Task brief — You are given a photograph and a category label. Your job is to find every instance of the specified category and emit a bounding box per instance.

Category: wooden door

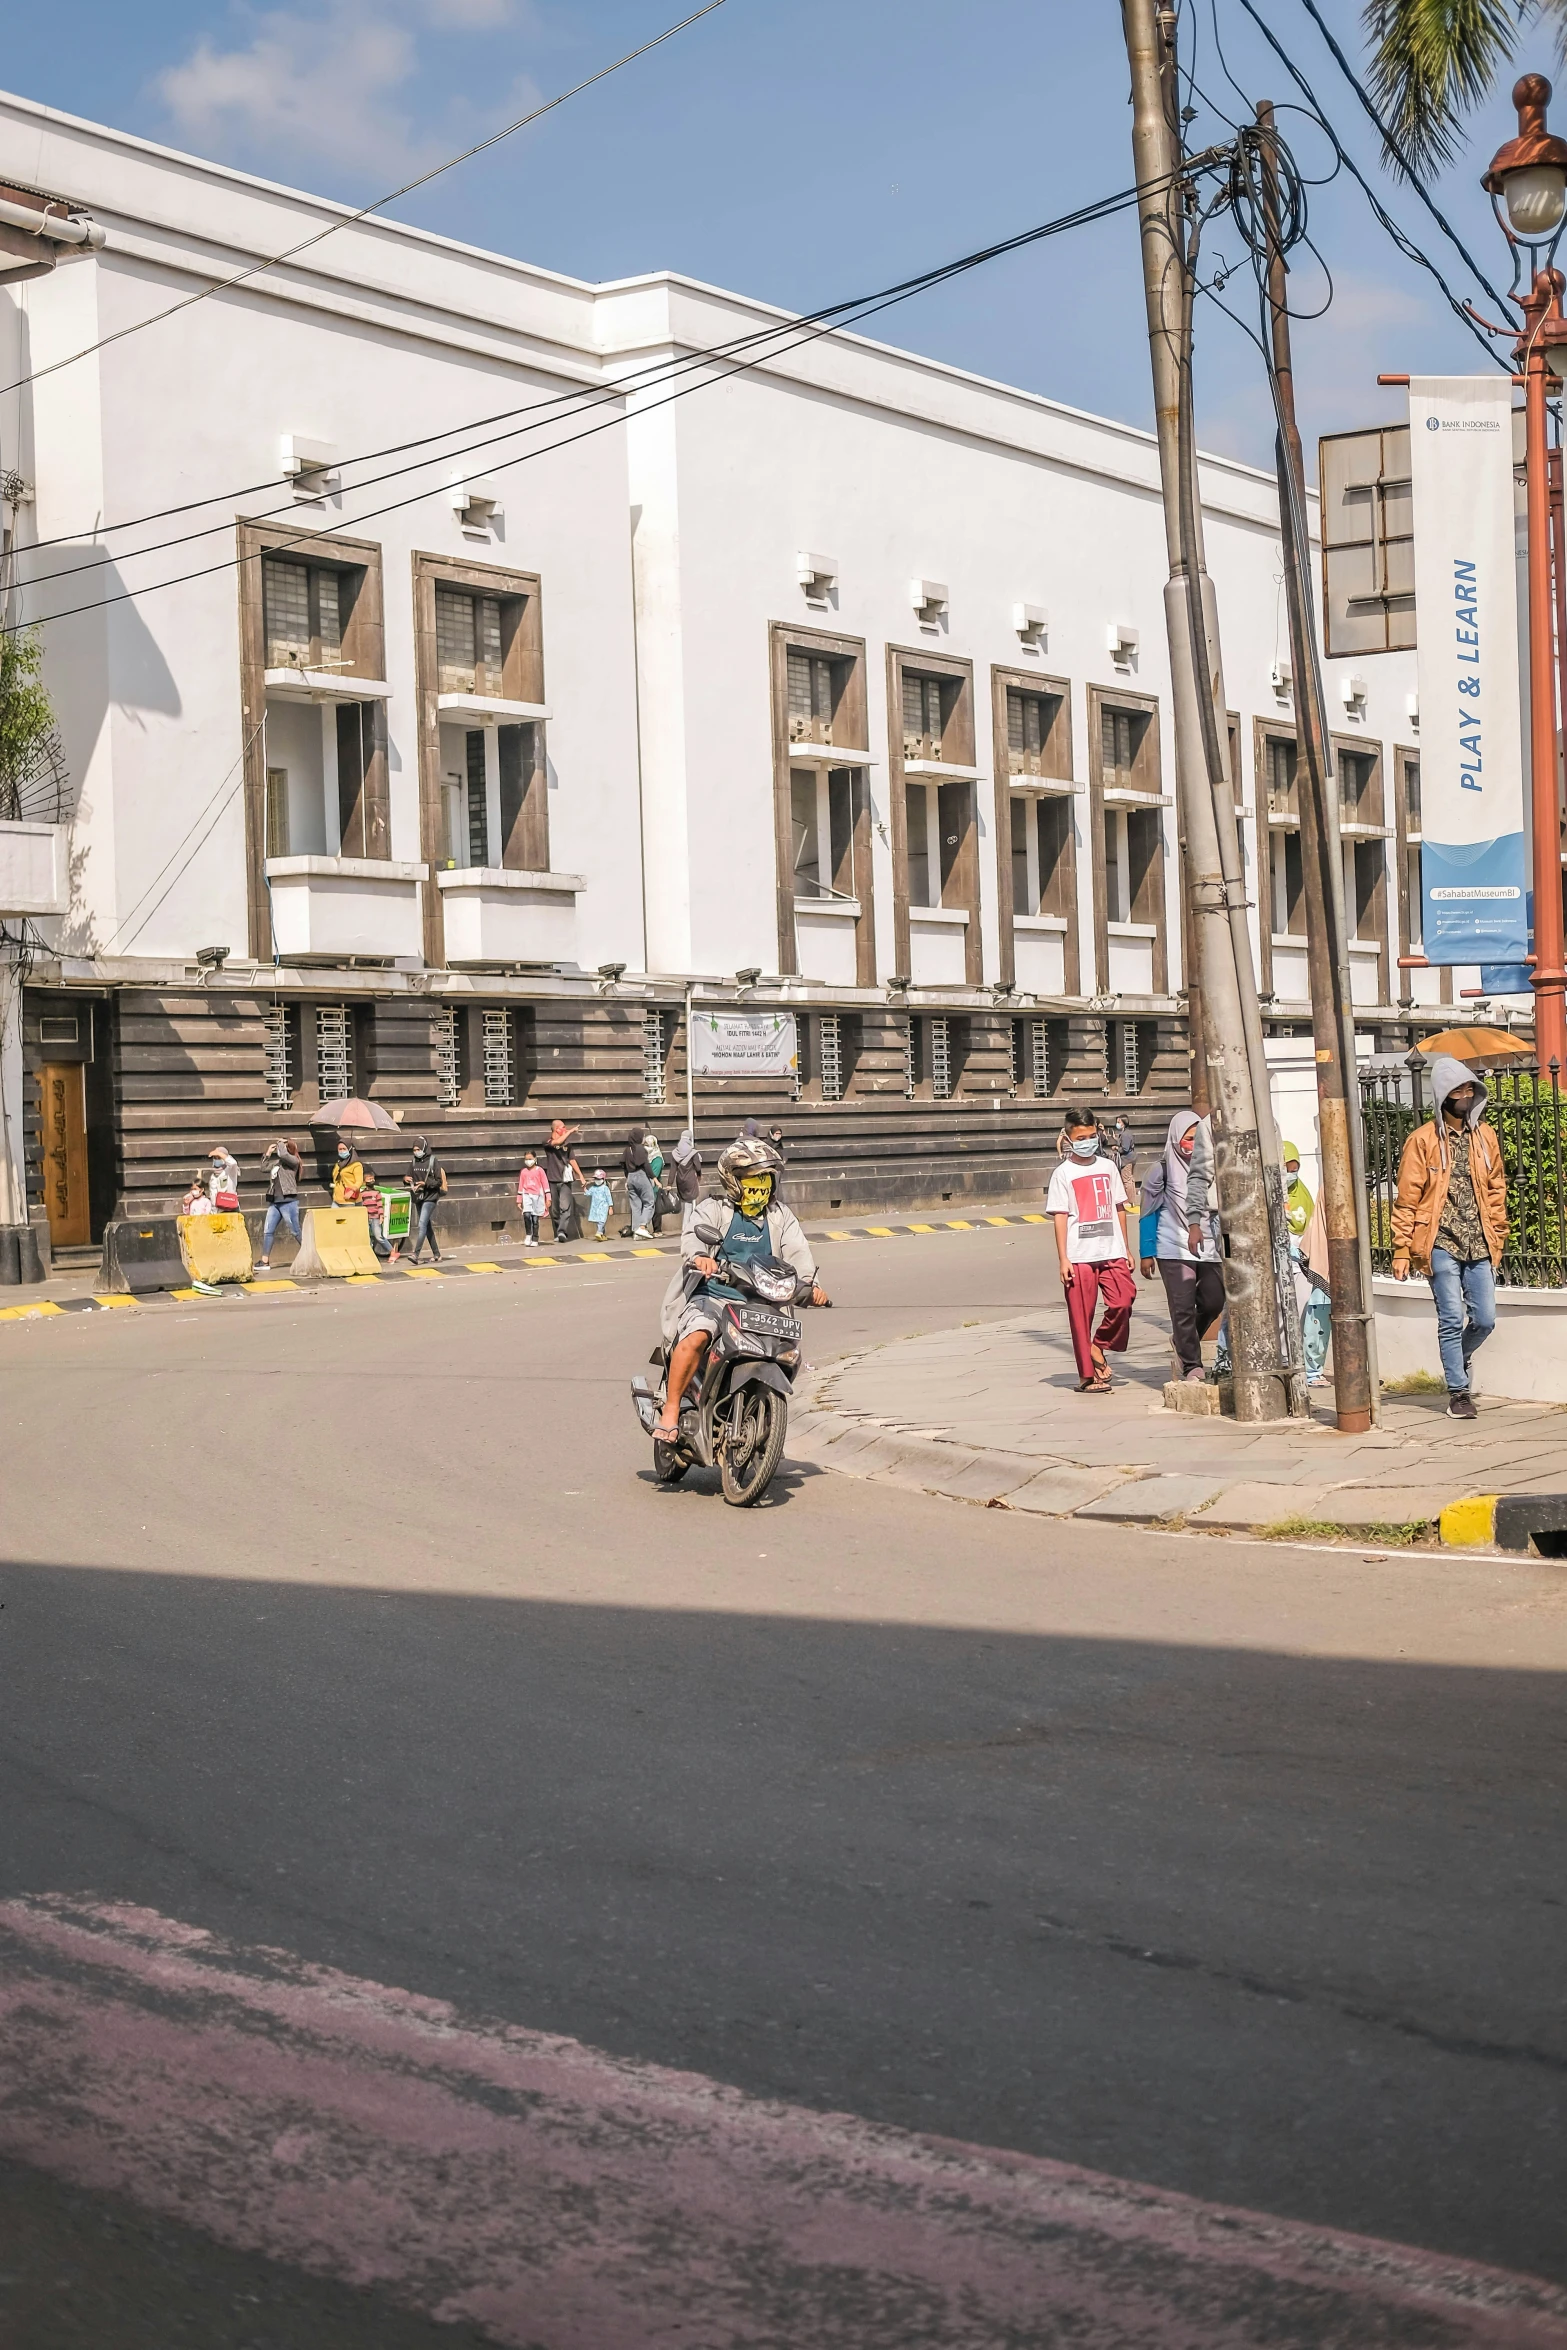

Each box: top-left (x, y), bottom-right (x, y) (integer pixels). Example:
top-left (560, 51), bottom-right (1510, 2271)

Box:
top-left (38, 1062), bottom-right (90, 1246)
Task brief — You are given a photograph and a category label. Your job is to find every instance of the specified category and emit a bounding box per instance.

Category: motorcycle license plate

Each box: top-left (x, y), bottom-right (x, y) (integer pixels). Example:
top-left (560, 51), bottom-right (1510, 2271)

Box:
top-left (740, 1307), bottom-right (796, 1338)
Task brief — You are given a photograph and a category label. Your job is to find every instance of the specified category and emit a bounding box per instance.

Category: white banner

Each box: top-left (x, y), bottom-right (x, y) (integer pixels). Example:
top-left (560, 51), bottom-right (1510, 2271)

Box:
top-left (1408, 374), bottom-right (1529, 966)
top-left (689, 1010), bottom-right (798, 1079)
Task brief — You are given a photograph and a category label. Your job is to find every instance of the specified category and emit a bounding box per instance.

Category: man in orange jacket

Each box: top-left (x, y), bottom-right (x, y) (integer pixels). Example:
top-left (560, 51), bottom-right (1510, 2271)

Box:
top-left (1390, 1054), bottom-right (1508, 1420)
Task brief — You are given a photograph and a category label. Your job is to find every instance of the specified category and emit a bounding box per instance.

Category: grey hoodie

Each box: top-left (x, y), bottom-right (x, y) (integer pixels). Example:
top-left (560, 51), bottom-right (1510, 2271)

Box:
top-left (1425, 1053), bottom-right (1488, 1168)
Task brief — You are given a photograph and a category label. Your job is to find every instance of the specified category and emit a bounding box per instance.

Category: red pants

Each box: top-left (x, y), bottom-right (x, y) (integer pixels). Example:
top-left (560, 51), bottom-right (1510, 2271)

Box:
top-left (1064, 1258), bottom-right (1135, 1382)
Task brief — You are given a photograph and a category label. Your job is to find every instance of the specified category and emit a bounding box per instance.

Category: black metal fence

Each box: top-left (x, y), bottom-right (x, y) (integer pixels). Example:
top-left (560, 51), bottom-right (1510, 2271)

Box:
top-left (1360, 1057), bottom-right (1567, 1288)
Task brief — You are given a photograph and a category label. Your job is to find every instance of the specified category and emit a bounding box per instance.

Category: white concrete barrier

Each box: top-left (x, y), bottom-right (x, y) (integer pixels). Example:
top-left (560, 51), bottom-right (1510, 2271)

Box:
top-left (1373, 1273), bottom-right (1567, 1404)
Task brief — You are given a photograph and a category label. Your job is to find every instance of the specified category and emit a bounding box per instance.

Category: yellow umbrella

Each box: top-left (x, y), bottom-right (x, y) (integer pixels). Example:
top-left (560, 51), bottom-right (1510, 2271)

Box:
top-left (1417, 1027), bottom-right (1535, 1064)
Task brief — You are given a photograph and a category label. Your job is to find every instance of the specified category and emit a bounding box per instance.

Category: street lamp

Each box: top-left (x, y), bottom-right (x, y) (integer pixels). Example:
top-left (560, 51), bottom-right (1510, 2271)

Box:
top-left (1483, 73), bottom-right (1567, 1070)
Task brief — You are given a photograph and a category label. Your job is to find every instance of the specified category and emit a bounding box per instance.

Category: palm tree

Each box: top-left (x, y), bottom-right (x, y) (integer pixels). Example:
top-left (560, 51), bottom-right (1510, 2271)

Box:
top-left (1364, 0), bottom-right (1567, 172)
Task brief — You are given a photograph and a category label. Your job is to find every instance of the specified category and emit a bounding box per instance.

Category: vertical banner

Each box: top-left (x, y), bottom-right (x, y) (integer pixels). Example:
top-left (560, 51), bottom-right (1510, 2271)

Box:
top-left (1408, 375), bottom-right (1530, 966)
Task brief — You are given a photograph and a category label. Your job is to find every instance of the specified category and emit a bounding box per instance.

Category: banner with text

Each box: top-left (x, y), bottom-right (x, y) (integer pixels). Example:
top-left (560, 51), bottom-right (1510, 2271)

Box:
top-left (689, 1011), bottom-right (799, 1080)
top-left (1409, 374), bottom-right (1529, 966)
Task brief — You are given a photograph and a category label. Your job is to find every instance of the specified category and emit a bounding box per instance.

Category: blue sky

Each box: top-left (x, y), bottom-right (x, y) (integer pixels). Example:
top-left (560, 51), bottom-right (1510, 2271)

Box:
top-left (0, 0), bottom-right (1550, 470)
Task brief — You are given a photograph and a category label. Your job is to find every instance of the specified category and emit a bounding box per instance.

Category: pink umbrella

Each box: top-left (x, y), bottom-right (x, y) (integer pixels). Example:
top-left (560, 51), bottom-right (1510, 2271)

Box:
top-left (311, 1097), bottom-right (399, 1130)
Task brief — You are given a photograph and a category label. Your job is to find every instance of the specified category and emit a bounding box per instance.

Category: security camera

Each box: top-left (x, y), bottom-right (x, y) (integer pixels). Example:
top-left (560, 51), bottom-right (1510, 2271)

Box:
top-left (598, 961), bottom-right (627, 981)
top-left (735, 966), bottom-right (762, 987)
top-left (195, 945), bottom-right (230, 969)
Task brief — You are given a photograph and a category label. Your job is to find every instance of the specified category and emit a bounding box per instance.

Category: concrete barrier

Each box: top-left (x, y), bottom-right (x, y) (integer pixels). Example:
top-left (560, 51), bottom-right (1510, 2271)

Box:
top-left (98, 1217), bottom-right (189, 1295)
top-left (1374, 1273), bottom-right (1567, 1405)
top-left (178, 1211), bottom-right (253, 1285)
top-left (291, 1204), bottom-right (379, 1279)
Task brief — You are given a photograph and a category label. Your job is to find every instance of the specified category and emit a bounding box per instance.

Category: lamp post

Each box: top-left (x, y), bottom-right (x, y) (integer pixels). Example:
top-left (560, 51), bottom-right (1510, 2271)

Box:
top-left (1483, 74), bottom-right (1567, 1071)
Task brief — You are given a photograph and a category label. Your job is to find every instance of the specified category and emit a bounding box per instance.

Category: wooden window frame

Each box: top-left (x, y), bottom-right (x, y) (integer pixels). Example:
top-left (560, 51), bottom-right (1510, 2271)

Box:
top-left (989, 665), bottom-right (1078, 995)
top-left (413, 551), bottom-right (546, 970)
top-left (1253, 719), bottom-right (1306, 1003)
top-left (769, 622), bottom-right (874, 984)
top-left (886, 644), bottom-right (979, 987)
top-left (1332, 732), bottom-right (1390, 1005)
top-left (238, 520), bottom-right (388, 960)
top-left (1088, 684), bottom-right (1166, 996)
top-left (1391, 741), bottom-right (1448, 1004)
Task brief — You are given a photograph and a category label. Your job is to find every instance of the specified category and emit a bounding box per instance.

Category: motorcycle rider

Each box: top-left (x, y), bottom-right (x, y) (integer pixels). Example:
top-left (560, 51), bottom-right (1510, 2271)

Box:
top-left (651, 1137), bottom-right (830, 1440)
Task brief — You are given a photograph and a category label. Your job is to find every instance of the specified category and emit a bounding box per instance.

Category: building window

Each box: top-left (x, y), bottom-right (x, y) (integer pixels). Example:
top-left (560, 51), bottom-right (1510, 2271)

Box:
top-left (787, 648), bottom-right (846, 742)
top-left (1337, 746), bottom-right (1381, 825)
top-left (263, 1003), bottom-right (298, 1111)
top-left (930, 1015), bottom-right (953, 1101)
top-left (265, 767), bottom-right (290, 858)
top-left (791, 768), bottom-right (856, 901)
top-left (1101, 702), bottom-right (1149, 786)
top-left (902, 671), bottom-right (957, 759)
top-left (1102, 803), bottom-right (1161, 926)
top-left (1349, 839), bottom-right (1384, 945)
top-left (904, 780), bottom-right (967, 910)
top-left (1010, 794), bottom-right (1072, 917)
top-left (263, 558), bottom-right (346, 672)
top-left (315, 1004), bottom-right (354, 1102)
top-left (819, 1012), bottom-right (845, 1102)
top-left (1265, 736), bottom-right (1298, 819)
top-left (435, 584), bottom-right (509, 695)
top-left (465, 731), bottom-right (489, 868)
top-left (481, 1007), bottom-right (517, 1107)
top-left (1401, 752), bottom-right (1423, 948)
top-left (435, 1006), bottom-right (465, 1108)
top-left (1006, 686), bottom-right (1065, 778)
top-left (1112, 1019), bottom-right (1159, 1095)
top-left (644, 1008), bottom-right (673, 1106)
top-left (1272, 830), bottom-right (1306, 936)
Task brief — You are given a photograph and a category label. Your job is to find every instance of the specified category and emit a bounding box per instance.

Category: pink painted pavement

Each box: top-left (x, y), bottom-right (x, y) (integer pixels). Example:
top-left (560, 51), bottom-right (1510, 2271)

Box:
top-left (0, 1894), bottom-right (1563, 2348)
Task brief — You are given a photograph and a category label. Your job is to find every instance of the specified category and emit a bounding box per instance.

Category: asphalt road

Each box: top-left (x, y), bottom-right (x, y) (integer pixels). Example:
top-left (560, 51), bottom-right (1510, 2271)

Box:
top-left (1, 1227), bottom-right (1564, 2342)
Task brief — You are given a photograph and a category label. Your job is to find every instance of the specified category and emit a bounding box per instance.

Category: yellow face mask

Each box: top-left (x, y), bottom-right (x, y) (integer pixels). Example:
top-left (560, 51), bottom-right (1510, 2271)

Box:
top-left (737, 1174), bottom-right (774, 1220)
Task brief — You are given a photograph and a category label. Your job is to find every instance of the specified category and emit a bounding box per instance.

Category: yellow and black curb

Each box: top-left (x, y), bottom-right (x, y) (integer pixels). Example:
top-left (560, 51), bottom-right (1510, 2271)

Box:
top-left (0, 1209), bottom-right (1053, 1328)
top-left (1439, 1493), bottom-right (1567, 1556)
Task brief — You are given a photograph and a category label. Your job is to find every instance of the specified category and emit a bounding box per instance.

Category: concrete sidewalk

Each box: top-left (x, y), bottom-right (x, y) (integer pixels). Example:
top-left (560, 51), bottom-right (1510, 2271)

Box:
top-left (796, 1308), bottom-right (1567, 1547)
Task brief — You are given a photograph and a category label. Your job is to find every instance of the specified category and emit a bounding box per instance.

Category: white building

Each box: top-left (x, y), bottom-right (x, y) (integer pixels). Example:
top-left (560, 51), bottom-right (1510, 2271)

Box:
top-left (0, 86), bottom-right (1442, 1250)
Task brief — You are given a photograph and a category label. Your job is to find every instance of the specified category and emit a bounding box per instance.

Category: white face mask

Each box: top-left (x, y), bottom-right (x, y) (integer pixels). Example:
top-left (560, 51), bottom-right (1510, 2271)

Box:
top-left (1069, 1136), bottom-right (1099, 1160)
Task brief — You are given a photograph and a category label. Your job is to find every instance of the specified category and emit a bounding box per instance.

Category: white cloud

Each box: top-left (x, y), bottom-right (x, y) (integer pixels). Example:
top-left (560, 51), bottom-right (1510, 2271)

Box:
top-left (154, 0), bottom-right (528, 186)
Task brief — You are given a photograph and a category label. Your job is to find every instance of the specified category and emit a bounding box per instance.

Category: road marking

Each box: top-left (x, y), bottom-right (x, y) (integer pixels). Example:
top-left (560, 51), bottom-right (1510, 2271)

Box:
top-left (631, 1247), bottom-right (664, 1257)
top-left (577, 1250), bottom-right (613, 1260)
top-left (93, 1293), bottom-right (139, 1306)
top-left (466, 1261), bottom-right (503, 1272)
top-left (1021, 1212), bottom-right (1047, 1223)
top-left (908, 1222), bottom-right (936, 1232)
top-left (983, 1215), bottom-right (1011, 1225)
top-left (946, 1219), bottom-right (974, 1229)
top-left (864, 1226), bottom-right (895, 1237)
top-left (0, 1299), bottom-right (63, 1319)
top-left (244, 1279), bottom-right (298, 1293)
top-left (401, 1267), bottom-right (444, 1280)
top-left (0, 1896), bottom-right (1557, 2350)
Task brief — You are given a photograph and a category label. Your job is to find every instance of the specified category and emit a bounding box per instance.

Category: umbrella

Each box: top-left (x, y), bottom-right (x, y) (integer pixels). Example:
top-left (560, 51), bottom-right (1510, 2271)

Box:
top-left (1417, 1027), bottom-right (1535, 1065)
top-left (311, 1096), bottom-right (400, 1130)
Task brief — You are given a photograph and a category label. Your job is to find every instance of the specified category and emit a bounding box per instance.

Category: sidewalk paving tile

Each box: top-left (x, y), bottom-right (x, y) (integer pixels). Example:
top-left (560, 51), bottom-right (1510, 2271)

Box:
top-left (1075, 1474), bottom-right (1230, 1523)
top-left (1197, 1483), bottom-right (1343, 1530)
top-left (1005, 1463), bottom-right (1139, 1516)
top-left (893, 1452), bottom-right (1037, 1503)
top-left (1310, 1487), bottom-right (1452, 1527)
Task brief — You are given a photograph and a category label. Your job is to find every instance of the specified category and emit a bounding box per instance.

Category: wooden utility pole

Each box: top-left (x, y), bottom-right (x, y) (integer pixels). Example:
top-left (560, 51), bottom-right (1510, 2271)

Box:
top-left (1122, 0), bottom-right (1304, 1421)
top-left (1255, 102), bottom-right (1377, 1432)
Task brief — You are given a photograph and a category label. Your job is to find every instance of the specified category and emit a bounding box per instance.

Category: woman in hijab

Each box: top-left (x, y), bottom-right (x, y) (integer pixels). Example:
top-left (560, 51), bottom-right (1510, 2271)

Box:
top-left (1138, 1109), bottom-right (1224, 1382)
top-left (623, 1127), bottom-right (656, 1237)
top-left (543, 1120), bottom-right (584, 1243)
top-left (670, 1129), bottom-right (704, 1206)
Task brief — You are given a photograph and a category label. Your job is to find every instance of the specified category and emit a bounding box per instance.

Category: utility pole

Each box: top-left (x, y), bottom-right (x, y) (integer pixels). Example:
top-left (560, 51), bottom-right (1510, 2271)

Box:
top-left (1255, 102), bottom-right (1378, 1433)
top-left (1122, 0), bottom-right (1304, 1422)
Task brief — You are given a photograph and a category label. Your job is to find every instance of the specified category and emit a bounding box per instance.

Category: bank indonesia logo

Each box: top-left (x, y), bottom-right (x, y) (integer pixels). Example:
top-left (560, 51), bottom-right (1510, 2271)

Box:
top-left (1426, 415), bottom-right (1442, 430)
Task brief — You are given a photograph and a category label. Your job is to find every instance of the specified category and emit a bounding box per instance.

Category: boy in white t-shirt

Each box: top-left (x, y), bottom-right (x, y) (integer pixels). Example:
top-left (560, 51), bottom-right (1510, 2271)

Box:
top-left (1045, 1112), bottom-right (1137, 1391)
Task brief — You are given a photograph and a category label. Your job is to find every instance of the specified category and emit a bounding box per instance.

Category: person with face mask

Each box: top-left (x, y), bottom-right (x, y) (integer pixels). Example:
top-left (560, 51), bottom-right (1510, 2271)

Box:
top-left (330, 1141), bottom-right (364, 1205)
top-left (404, 1135), bottom-right (447, 1265)
top-left (651, 1139), bottom-right (829, 1440)
top-left (1391, 1056), bottom-right (1508, 1419)
top-left (1138, 1109), bottom-right (1224, 1383)
top-left (1045, 1111), bottom-right (1137, 1391)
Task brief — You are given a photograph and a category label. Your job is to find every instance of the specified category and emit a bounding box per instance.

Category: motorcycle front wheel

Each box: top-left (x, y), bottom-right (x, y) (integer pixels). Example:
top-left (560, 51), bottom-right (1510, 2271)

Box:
top-left (718, 1386), bottom-right (787, 1507)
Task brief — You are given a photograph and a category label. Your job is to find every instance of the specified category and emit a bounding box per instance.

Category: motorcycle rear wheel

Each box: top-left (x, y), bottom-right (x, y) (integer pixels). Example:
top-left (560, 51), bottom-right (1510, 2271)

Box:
top-left (652, 1439), bottom-right (688, 1484)
top-left (718, 1388), bottom-right (787, 1506)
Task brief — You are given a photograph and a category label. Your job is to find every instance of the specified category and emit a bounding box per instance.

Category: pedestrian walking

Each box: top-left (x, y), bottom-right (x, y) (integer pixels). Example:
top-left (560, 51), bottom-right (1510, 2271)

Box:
top-left (331, 1141), bottom-right (364, 1204)
top-left (405, 1136), bottom-right (447, 1263)
top-left (544, 1121), bottom-right (584, 1242)
top-left (1137, 1109), bottom-right (1224, 1383)
top-left (670, 1129), bottom-right (704, 1208)
top-left (1391, 1055), bottom-right (1508, 1420)
top-left (586, 1169), bottom-right (614, 1239)
top-left (622, 1127), bottom-right (656, 1237)
top-left (516, 1150), bottom-right (550, 1246)
top-left (1281, 1140), bottom-right (1331, 1387)
top-left (1046, 1110), bottom-right (1137, 1392)
top-left (256, 1136), bottom-right (303, 1269)
top-left (1109, 1114), bottom-right (1136, 1179)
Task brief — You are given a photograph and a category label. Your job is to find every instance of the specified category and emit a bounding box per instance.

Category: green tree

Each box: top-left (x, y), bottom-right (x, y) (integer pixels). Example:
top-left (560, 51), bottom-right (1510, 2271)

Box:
top-left (1364, 0), bottom-right (1567, 171)
top-left (0, 626), bottom-right (64, 822)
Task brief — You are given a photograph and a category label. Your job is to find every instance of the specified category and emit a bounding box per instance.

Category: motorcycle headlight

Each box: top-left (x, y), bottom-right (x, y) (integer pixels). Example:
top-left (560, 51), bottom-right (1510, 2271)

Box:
top-left (750, 1265), bottom-right (796, 1303)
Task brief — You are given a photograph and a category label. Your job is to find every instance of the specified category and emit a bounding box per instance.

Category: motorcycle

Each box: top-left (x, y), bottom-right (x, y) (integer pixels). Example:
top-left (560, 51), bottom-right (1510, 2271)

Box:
top-left (629, 1253), bottom-right (815, 1506)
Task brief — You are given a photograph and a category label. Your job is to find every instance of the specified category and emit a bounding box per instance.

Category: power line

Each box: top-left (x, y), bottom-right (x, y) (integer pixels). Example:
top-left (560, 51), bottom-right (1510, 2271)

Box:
top-left (0, 0), bottom-right (734, 403)
top-left (1229, 0), bottom-right (1510, 370)
top-left (8, 179), bottom-right (1155, 640)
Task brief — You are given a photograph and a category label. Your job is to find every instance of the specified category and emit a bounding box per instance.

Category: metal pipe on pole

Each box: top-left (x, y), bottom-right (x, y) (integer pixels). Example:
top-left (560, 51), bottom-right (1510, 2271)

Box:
top-left (1121, 0), bottom-right (1304, 1422)
top-left (1254, 103), bottom-right (1378, 1432)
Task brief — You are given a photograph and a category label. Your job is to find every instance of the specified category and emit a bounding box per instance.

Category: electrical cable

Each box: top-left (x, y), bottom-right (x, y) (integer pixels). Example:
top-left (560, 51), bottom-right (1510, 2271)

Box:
top-left (1230, 0), bottom-right (1510, 369)
top-left (7, 177), bottom-right (1161, 639)
top-left (0, 0), bottom-right (735, 403)
top-left (13, 178), bottom-right (1161, 590)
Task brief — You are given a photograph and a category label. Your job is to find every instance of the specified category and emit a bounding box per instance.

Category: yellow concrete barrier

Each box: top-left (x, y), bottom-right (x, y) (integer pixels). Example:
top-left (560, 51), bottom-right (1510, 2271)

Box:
top-left (1439, 1494), bottom-right (1498, 1548)
top-left (178, 1211), bottom-right (253, 1285)
top-left (290, 1205), bottom-right (380, 1279)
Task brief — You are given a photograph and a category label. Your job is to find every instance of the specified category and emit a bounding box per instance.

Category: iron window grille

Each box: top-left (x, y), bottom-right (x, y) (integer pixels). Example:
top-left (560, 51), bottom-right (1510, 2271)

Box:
top-left (644, 1008), bottom-right (673, 1107)
top-left (315, 1004), bottom-right (353, 1103)
top-left (263, 1003), bottom-right (296, 1112)
top-left (818, 1013), bottom-right (845, 1102)
top-left (482, 1008), bottom-right (517, 1108)
top-left (903, 1016), bottom-right (920, 1099)
top-left (435, 1006), bottom-right (463, 1108)
top-left (930, 1016), bottom-right (953, 1102)
top-left (1031, 1019), bottom-right (1057, 1099)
